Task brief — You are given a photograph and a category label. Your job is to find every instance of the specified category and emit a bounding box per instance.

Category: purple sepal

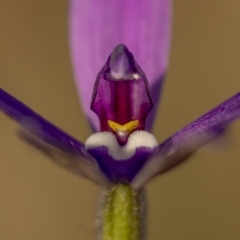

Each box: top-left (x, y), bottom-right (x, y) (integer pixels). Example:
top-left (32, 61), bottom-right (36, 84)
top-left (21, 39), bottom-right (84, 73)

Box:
top-left (155, 92), bottom-right (240, 174)
top-left (0, 88), bottom-right (88, 158)
top-left (87, 146), bottom-right (156, 183)
top-left (91, 45), bottom-right (153, 137)
top-left (69, 0), bottom-right (171, 132)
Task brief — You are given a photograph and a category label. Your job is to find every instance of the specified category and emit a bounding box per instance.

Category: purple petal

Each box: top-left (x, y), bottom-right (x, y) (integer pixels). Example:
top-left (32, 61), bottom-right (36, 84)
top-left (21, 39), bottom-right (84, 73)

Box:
top-left (20, 131), bottom-right (109, 185)
top-left (0, 88), bottom-right (87, 156)
top-left (85, 130), bottom-right (158, 183)
top-left (0, 88), bottom-right (110, 184)
top-left (132, 93), bottom-right (240, 188)
top-left (69, 0), bottom-right (172, 132)
top-left (91, 44), bottom-right (153, 145)
top-left (88, 146), bottom-right (154, 183)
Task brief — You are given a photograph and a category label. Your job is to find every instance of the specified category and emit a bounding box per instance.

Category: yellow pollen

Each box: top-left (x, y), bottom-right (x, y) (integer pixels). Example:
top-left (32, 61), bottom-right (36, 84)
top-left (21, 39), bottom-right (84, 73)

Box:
top-left (108, 120), bottom-right (139, 134)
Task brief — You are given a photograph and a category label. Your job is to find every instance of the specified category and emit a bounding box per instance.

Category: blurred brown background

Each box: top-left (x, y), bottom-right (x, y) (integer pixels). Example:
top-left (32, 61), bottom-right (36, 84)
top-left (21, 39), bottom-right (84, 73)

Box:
top-left (0, 1), bottom-right (240, 240)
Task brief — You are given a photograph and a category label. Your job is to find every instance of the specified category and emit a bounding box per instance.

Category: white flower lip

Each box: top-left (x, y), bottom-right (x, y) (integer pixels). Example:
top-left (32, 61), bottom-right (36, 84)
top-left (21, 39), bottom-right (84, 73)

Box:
top-left (85, 130), bottom-right (158, 161)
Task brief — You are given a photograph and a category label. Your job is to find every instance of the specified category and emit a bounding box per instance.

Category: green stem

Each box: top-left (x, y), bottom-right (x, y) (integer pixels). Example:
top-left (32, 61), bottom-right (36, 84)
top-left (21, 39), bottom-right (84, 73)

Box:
top-left (101, 184), bottom-right (144, 240)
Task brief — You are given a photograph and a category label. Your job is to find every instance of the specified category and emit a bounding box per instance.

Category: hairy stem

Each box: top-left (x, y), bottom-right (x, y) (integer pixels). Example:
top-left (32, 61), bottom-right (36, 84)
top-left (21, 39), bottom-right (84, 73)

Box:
top-left (101, 184), bottom-right (144, 240)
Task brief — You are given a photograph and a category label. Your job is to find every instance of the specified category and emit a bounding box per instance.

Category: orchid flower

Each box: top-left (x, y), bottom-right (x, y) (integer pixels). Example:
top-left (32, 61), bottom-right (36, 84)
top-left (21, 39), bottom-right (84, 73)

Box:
top-left (1, 1), bottom-right (240, 240)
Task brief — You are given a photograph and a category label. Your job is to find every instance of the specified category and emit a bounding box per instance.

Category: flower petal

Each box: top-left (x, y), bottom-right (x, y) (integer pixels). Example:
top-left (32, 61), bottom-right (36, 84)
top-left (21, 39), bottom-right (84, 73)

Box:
top-left (20, 131), bottom-right (108, 185)
top-left (0, 88), bottom-right (86, 155)
top-left (85, 131), bottom-right (158, 183)
top-left (0, 89), bottom-right (109, 184)
top-left (69, 0), bottom-right (172, 132)
top-left (132, 92), bottom-right (240, 189)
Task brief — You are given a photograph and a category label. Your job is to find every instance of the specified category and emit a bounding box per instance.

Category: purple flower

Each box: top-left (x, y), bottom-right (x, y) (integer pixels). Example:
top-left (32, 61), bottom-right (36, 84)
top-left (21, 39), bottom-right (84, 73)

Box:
top-left (1, 0), bottom-right (240, 189)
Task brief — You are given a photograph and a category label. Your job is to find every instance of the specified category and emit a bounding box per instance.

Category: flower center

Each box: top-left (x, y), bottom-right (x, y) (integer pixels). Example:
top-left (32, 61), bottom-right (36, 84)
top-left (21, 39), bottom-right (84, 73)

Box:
top-left (91, 44), bottom-right (153, 145)
top-left (108, 119), bottom-right (139, 135)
